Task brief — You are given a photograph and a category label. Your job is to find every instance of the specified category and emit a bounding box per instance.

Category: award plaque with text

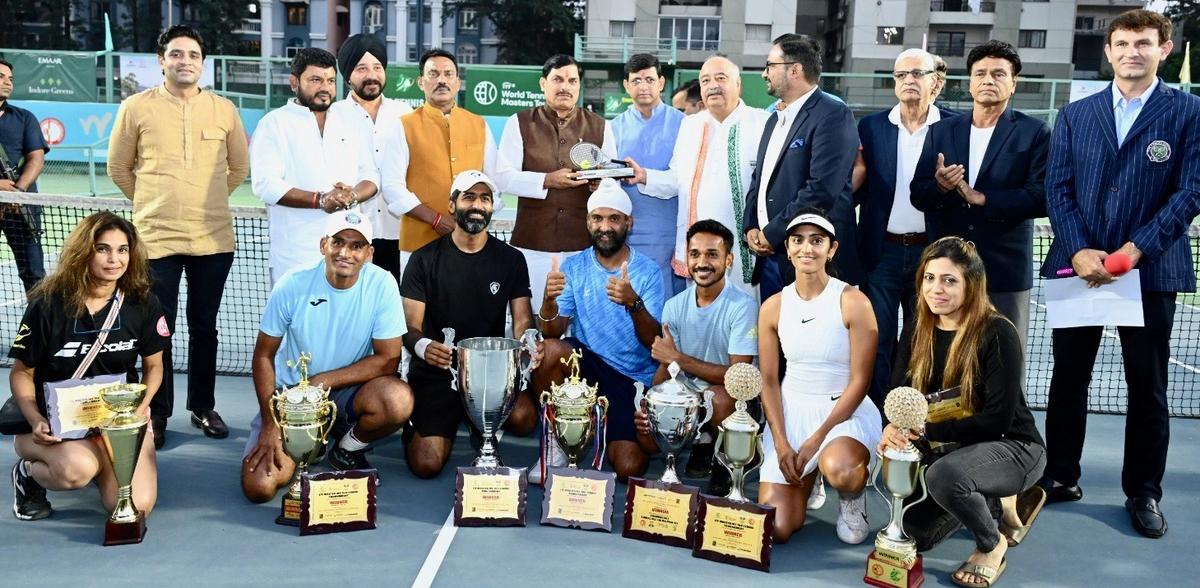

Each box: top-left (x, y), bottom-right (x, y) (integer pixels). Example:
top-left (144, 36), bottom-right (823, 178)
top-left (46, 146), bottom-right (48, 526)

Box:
top-left (621, 477), bottom-right (699, 548)
top-left (299, 469), bottom-right (377, 536)
top-left (692, 495), bottom-right (775, 572)
top-left (541, 467), bottom-right (617, 532)
top-left (454, 466), bottom-right (528, 527)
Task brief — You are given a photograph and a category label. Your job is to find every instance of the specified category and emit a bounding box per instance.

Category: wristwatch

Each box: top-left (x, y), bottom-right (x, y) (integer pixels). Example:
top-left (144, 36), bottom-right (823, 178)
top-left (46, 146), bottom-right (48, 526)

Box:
top-left (626, 297), bottom-right (645, 314)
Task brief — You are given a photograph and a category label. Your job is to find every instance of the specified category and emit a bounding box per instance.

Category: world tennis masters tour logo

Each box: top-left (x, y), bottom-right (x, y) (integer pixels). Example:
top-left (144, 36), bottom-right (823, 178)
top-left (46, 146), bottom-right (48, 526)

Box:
top-left (473, 80), bottom-right (539, 109)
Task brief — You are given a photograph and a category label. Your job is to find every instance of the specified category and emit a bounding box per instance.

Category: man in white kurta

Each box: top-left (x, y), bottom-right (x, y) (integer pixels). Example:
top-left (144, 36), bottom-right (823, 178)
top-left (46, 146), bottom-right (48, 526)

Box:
top-left (639, 56), bottom-right (768, 295)
top-left (251, 48), bottom-right (379, 283)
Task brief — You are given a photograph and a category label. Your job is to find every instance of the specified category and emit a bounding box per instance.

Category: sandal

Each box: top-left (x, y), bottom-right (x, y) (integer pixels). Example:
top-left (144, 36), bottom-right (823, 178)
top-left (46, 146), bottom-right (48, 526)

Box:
top-left (1000, 485), bottom-right (1047, 546)
top-left (951, 558), bottom-right (1007, 588)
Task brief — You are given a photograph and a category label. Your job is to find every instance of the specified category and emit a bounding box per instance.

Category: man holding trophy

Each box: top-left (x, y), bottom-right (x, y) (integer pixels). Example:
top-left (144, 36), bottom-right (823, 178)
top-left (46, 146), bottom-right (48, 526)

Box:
top-left (400, 170), bottom-right (540, 478)
top-left (241, 210), bottom-right (412, 503)
top-left (533, 180), bottom-right (665, 481)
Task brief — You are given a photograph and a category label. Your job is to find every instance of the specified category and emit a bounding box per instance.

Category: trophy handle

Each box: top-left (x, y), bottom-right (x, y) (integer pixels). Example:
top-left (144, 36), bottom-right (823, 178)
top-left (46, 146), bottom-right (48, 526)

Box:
top-left (319, 400), bottom-right (338, 444)
top-left (901, 462), bottom-right (931, 517)
top-left (713, 429), bottom-right (731, 469)
top-left (746, 434), bottom-right (765, 478)
top-left (698, 388), bottom-right (715, 429)
top-left (867, 452), bottom-right (889, 507)
top-left (596, 395), bottom-right (609, 418)
top-left (632, 381), bottom-right (645, 413)
top-left (519, 328), bottom-right (542, 389)
top-left (443, 327), bottom-right (458, 392)
top-left (269, 393), bottom-right (284, 430)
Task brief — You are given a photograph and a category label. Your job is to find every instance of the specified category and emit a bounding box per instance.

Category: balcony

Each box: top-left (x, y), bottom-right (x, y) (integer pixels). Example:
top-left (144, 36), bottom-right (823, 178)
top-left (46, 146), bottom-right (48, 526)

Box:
top-left (575, 35), bottom-right (678, 65)
top-left (928, 41), bottom-right (966, 57)
top-left (930, 1), bottom-right (995, 11)
top-left (234, 19), bottom-right (262, 34)
top-left (929, 1), bottom-right (995, 27)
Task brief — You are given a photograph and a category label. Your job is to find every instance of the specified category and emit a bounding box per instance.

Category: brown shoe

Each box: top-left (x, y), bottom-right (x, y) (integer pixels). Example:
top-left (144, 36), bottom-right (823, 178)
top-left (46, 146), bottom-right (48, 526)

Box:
top-left (190, 410), bottom-right (229, 439)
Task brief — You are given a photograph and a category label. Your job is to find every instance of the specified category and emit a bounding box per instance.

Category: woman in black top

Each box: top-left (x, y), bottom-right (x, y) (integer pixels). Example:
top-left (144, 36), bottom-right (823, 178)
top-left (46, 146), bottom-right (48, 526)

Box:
top-left (9, 212), bottom-right (168, 522)
top-left (880, 237), bottom-right (1046, 588)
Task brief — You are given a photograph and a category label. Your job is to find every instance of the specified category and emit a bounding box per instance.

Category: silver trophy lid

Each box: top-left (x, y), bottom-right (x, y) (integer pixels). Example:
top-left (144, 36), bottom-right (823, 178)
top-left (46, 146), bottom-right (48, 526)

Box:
top-left (644, 362), bottom-right (707, 407)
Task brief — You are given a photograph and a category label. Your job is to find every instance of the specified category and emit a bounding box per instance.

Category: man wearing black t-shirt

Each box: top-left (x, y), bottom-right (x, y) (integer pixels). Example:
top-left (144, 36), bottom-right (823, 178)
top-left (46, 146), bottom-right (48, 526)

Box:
top-left (400, 170), bottom-right (540, 478)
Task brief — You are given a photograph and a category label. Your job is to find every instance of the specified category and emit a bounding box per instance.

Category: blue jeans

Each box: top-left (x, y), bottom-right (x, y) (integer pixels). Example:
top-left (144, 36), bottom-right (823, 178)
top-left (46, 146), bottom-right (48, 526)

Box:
top-left (1, 208), bottom-right (45, 293)
top-left (862, 240), bottom-right (923, 408)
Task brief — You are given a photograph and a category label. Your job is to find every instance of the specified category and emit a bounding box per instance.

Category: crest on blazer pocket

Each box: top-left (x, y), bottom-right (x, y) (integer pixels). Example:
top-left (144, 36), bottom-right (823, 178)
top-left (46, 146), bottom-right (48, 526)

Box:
top-left (789, 138), bottom-right (805, 150)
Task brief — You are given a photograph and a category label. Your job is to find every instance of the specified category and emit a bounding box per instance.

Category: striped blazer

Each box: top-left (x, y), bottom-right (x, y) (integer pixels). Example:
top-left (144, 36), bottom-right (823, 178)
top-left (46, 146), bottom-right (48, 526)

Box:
top-left (1041, 79), bottom-right (1200, 292)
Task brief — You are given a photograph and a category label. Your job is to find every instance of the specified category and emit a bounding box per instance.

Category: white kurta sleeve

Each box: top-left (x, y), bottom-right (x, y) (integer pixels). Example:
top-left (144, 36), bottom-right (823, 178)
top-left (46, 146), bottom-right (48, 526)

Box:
top-left (494, 114), bottom-right (548, 200)
top-left (381, 123), bottom-right (422, 217)
top-left (250, 116), bottom-right (291, 205)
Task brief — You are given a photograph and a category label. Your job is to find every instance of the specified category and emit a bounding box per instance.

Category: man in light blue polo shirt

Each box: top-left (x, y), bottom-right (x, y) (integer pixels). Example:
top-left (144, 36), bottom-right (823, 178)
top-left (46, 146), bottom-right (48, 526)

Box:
top-left (241, 210), bottom-right (413, 503)
top-left (533, 179), bottom-right (665, 481)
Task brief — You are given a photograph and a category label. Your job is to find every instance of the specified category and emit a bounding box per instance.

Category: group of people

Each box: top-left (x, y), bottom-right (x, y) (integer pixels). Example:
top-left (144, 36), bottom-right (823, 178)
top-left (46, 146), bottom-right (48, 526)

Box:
top-left (4, 8), bottom-right (1197, 587)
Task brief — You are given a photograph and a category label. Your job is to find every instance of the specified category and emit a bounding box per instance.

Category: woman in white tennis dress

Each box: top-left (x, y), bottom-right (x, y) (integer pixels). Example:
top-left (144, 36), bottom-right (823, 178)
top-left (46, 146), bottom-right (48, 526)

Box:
top-left (757, 211), bottom-right (881, 545)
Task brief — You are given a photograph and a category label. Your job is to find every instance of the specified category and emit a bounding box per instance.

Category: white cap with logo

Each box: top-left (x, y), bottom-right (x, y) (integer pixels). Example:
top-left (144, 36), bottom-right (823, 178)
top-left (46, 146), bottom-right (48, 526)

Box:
top-left (785, 213), bottom-right (836, 238)
top-left (450, 170), bottom-right (499, 198)
top-left (325, 209), bottom-right (374, 242)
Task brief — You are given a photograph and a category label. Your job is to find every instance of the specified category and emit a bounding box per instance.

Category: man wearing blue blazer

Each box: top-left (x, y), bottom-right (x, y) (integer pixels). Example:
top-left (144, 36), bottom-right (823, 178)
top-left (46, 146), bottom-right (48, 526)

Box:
top-left (744, 33), bottom-right (862, 299)
top-left (910, 40), bottom-right (1050, 345)
top-left (856, 47), bottom-right (958, 408)
top-left (1038, 10), bottom-right (1200, 539)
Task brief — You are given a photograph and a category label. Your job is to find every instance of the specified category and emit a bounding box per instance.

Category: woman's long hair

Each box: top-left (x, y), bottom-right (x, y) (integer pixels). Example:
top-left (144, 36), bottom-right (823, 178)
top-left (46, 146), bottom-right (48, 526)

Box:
top-left (907, 237), bottom-right (1002, 410)
top-left (29, 211), bottom-right (152, 317)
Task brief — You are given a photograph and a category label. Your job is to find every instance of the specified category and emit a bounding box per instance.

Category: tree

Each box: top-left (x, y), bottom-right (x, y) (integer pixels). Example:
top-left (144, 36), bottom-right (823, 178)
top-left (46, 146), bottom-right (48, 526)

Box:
top-left (190, 0), bottom-right (261, 56)
top-left (454, 0), bottom-right (582, 65)
top-left (1161, 1), bottom-right (1200, 82)
top-left (0, 0), bottom-right (85, 50)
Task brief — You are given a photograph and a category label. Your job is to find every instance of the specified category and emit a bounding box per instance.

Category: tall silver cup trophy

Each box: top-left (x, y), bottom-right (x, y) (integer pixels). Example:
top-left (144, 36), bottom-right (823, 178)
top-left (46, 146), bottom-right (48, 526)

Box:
top-left (864, 386), bottom-right (930, 588)
top-left (271, 353), bottom-right (337, 526)
top-left (634, 362), bottom-right (713, 484)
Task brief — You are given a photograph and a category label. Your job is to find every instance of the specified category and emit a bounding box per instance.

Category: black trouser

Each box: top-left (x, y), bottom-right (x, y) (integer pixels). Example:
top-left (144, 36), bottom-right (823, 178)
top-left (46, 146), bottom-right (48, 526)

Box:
top-left (371, 238), bottom-right (401, 285)
top-left (148, 252), bottom-right (235, 418)
top-left (1043, 292), bottom-right (1176, 501)
top-left (0, 207), bottom-right (45, 293)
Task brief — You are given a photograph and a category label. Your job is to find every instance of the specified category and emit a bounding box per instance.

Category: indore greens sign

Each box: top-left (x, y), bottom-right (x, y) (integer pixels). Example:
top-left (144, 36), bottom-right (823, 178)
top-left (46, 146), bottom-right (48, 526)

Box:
top-left (4, 53), bottom-right (97, 102)
top-left (464, 66), bottom-right (552, 117)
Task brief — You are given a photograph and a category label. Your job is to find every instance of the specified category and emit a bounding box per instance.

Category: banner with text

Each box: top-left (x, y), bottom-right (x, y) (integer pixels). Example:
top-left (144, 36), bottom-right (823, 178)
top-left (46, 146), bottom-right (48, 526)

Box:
top-left (4, 53), bottom-right (98, 103)
top-left (465, 67), bottom-right (553, 117)
top-left (384, 66), bottom-right (426, 108)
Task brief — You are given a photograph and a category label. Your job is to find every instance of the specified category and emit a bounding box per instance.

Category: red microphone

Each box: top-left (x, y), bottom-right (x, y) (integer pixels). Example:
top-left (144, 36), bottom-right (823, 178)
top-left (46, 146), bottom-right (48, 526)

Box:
top-left (1056, 252), bottom-right (1132, 277)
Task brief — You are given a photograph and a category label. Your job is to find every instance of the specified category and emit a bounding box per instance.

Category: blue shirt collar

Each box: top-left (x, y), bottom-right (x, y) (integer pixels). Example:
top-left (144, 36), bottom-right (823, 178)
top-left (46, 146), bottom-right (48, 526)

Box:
top-left (1112, 78), bottom-right (1158, 109)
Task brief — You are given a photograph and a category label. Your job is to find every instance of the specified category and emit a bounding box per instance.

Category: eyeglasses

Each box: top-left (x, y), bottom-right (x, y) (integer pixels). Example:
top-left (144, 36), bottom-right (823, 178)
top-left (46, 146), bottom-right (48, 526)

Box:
top-left (627, 77), bottom-right (659, 87)
top-left (893, 69), bottom-right (933, 80)
top-left (764, 61), bottom-right (798, 69)
top-left (424, 70), bottom-right (458, 80)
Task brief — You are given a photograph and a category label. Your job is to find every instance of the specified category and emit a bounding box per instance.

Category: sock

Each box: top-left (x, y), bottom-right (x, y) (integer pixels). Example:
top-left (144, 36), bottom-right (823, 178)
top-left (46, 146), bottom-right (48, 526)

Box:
top-left (339, 429), bottom-right (369, 452)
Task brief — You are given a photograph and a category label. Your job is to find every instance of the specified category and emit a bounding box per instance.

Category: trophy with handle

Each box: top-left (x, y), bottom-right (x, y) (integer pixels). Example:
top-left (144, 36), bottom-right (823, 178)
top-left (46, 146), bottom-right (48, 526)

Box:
top-left (456, 329), bottom-right (542, 468)
top-left (864, 386), bottom-right (930, 588)
top-left (540, 349), bottom-right (608, 470)
top-left (714, 363), bottom-right (765, 502)
top-left (569, 141), bottom-right (635, 180)
top-left (99, 383), bottom-right (150, 545)
top-left (634, 362), bottom-right (714, 484)
top-left (271, 353), bottom-right (337, 526)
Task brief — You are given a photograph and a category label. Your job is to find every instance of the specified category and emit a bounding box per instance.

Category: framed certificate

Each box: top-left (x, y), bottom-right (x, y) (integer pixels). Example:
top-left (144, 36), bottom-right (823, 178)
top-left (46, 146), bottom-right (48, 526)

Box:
top-left (540, 467), bottom-right (616, 532)
top-left (621, 477), bottom-right (700, 548)
top-left (43, 374), bottom-right (126, 439)
top-left (299, 469), bottom-right (377, 535)
top-left (692, 495), bottom-right (775, 572)
top-left (454, 466), bottom-right (528, 527)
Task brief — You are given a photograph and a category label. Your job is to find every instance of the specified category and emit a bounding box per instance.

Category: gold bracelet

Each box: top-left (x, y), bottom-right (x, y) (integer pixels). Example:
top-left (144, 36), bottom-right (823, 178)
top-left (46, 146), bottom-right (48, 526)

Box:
top-left (537, 310), bottom-right (559, 322)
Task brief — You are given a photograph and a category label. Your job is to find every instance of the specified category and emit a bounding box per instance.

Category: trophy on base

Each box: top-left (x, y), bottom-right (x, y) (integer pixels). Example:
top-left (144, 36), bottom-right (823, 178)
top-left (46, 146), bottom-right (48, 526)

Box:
top-left (99, 383), bottom-right (150, 546)
top-left (693, 363), bottom-right (776, 571)
top-left (864, 387), bottom-right (930, 588)
top-left (634, 361), bottom-right (713, 484)
top-left (539, 349), bottom-right (609, 471)
top-left (271, 353), bottom-right (337, 526)
top-left (569, 141), bottom-right (635, 180)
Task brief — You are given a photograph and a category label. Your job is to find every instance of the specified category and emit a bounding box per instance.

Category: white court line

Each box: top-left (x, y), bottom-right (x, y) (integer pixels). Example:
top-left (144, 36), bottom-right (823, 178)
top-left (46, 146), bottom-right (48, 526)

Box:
top-left (1031, 300), bottom-right (1200, 372)
top-left (411, 430), bottom-right (506, 588)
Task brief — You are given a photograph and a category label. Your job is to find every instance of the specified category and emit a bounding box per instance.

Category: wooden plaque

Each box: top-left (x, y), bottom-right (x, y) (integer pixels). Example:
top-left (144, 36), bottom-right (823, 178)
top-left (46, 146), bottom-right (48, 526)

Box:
top-left (621, 477), bottom-right (700, 548)
top-left (454, 466), bottom-right (528, 527)
top-left (865, 550), bottom-right (925, 588)
top-left (691, 495), bottom-right (775, 572)
top-left (540, 467), bottom-right (617, 532)
top-left (299, 469), bottom-right (377, 535)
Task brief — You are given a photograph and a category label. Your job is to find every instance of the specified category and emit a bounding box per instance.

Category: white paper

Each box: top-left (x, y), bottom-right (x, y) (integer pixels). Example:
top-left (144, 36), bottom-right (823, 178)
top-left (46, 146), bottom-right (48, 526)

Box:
top-left (1045, 270), bottom-right (1144, 328)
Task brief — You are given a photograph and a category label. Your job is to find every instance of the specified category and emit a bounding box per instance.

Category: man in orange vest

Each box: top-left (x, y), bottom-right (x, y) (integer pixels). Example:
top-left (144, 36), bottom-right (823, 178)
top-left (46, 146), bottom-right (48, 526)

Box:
top-left (381, 49), bottom-right (496, 276)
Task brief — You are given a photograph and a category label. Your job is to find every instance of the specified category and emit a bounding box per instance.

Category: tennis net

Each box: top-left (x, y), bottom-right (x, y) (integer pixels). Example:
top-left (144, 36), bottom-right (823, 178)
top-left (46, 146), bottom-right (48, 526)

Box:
top-left (0, 191), bottom-right (1196, 417)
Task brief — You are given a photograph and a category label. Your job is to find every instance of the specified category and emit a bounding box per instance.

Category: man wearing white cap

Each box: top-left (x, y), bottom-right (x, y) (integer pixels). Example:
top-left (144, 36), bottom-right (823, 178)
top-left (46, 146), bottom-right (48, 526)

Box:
top-left (399, 171), bottom-right (540, 478)
top-left (532, 179), bottom-right (665, 482)
top-left (241, 210), bottom-right (412, 503)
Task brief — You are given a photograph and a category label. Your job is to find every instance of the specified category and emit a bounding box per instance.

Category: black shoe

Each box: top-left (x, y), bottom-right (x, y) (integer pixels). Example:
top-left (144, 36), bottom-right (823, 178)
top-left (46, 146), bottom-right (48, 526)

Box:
top-left (1127, 497), bottom-right (1167, 538)
top-left (190, 410), bottom-right (230, 439)
top-left (686, 442), bottom-right (715, 478)
top-left (1036, 476), bottom-right (1082, 503)
top-left (151, 416), bottom-right (167, 450)
top-left (11, 461), bottom-right (52, 521)
top-left (328, 444), bottom-right (373, 472)
top-left (706, 465), bottom-right (732, 497)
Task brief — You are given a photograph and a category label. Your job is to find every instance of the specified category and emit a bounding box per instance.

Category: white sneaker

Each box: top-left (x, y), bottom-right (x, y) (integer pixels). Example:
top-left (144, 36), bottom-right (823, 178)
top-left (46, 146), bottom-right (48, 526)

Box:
top-left (836, 490), bottom-right (870, 545)
top-left (528, 439), bottom-right (567, 485)
top-left (807, 474), bottom-right (827, 509)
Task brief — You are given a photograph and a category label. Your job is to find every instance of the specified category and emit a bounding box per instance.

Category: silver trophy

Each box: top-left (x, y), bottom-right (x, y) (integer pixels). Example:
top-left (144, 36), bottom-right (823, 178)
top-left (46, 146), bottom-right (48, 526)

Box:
top-left (714, 363), bottom-right (765, 502)
top-left (449, 328), bottom-right (542, 468)
top-left (634, 362), bottom-right (714, 484)
top-left (569, 141), bottom-right (635, 180)
top-left (868, 387), bottom-right (931, 569)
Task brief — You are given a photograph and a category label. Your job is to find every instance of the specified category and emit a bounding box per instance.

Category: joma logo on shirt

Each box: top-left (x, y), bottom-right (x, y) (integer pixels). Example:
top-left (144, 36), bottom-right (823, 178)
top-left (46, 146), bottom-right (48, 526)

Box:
top-left (54, 339), bottom-right (138, 358)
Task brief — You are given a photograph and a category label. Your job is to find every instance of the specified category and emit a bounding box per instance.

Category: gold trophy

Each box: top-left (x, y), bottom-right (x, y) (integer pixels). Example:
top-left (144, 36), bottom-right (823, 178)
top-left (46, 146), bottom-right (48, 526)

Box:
top-left (271, 353), bottom-right (337, 526)
top-left (865, 387), bottom-right (930, 588)
top-left (540, 350), bottom-right (608, 469)
top-left (714, 363), bottom-right (765, 502)
top-left (99, 383), bottom-right (150, 545)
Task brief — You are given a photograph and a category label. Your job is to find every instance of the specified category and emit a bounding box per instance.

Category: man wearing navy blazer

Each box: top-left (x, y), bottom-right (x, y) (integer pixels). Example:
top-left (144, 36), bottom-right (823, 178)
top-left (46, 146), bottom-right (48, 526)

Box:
top-left (910, 40), bottom-right (1050, 344)
top-left (856, 47), bottom-right (958, 408)
top-left (1038, 10), bottom-right (1200, 539)
top-left (744, 33), bottom-right (862, 299)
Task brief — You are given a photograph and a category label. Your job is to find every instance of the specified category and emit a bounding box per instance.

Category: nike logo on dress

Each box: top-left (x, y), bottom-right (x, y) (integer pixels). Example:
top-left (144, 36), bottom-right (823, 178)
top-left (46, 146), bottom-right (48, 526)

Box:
top-left (801, 317), bottom-right (815, 323)
top-left (310, 298), bottom-right (328, 307)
